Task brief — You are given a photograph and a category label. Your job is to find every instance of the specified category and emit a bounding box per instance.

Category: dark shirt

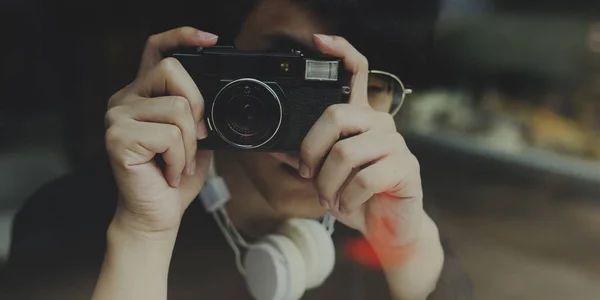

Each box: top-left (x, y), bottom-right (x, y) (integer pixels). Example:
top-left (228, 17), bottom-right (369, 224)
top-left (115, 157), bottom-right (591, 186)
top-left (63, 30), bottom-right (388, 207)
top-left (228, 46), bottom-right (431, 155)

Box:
top-left (0, 159), bottom-right (472, 300)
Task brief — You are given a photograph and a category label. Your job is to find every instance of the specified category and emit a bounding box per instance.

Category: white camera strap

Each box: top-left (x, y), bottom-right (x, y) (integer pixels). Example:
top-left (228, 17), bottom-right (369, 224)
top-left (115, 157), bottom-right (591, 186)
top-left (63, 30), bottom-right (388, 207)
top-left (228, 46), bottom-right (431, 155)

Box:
top-left (198, 157), bottom-right (336, 277)
top-left (320, 212), bottom-right (336, 235)
top-left (199, 157), bottom-right (248, 275)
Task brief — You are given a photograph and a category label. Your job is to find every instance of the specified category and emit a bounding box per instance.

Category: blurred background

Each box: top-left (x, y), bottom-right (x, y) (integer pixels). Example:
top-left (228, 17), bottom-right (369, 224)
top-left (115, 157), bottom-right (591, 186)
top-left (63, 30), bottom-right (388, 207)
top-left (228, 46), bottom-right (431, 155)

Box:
top-left (0, 0), bottom-right (599, 299)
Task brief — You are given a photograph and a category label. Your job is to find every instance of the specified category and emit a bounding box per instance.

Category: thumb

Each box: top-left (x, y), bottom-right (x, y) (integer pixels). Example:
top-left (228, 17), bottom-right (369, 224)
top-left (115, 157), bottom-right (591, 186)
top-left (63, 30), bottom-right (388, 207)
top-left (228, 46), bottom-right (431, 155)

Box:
top-left (180, 150), bottom-right (213, 205)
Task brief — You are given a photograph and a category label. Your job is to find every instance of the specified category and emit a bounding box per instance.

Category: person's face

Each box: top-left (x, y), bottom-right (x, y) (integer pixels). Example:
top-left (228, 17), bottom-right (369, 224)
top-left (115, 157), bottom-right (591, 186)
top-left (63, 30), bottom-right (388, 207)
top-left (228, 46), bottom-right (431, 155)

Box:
top-left (225, 0), bottom-right (397, 218)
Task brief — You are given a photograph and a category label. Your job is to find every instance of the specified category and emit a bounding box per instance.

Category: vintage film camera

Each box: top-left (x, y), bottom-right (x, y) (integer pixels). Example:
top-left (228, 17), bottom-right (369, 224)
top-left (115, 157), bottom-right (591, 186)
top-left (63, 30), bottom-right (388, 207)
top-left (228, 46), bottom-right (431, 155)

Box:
top-left (169, 46), bottom-right (352, 151)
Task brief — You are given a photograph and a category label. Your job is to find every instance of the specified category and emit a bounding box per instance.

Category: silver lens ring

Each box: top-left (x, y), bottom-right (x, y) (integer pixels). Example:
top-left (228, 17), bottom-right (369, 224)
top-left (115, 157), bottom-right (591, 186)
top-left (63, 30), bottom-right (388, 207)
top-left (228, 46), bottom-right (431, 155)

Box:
top-left (210, 78), bottom-right (283, 149)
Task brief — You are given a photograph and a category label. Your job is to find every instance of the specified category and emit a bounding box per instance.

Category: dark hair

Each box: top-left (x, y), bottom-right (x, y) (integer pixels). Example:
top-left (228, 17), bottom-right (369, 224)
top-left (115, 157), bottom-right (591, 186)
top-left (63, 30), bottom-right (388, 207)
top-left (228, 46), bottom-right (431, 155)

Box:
top-left (146, 0), bottom-right (439, 86)
top-left (292, 0), bottom-right (441, 87)
top-left (186, 0), bottom-right (440, 87)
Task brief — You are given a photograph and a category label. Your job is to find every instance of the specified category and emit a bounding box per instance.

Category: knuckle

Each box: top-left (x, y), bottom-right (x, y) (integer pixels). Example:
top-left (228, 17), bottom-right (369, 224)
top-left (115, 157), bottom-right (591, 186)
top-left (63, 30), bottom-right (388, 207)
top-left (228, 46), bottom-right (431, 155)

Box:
top-left (354, 172), bottom-right (371, 191)
top-left (107, 93), bottom-right (119, 109)
top-left (331, 141), bottom-right (352, 161)
top-left (167, 125), bottom-right (182, 142)
top-left (107, 87), bottom-right (128, 108)
top-left (104, 105), bottom-right (131, 129)
top-left (158, 57), bottom-right (182, 73)
top-left (333, 35), bottom-right (347, 44)
top-left (104, 126), bottom-right (124, 152)
top-left (179, 26), bottom-right (196, 35)
top-left (145, 34), bottom-right (160, 50)
top-left (324, 104), bottom-right (345, 126)
top-left (358, 53), bottom-right (369, 69)
top-left (409, 153), bottom-right (421, 173)
top-left (391, 131), bottom-right (407, 149)
top-left (104, 107), bottom-right (120, 127)
top-left (168, 96), bottom-right (191, 115)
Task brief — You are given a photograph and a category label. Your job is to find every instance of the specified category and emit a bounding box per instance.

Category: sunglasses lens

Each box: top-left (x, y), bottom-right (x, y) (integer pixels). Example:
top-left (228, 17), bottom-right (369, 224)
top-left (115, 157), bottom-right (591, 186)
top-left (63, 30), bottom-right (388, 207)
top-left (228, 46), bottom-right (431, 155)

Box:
top-left (367, 71), bottom-right (407, 116)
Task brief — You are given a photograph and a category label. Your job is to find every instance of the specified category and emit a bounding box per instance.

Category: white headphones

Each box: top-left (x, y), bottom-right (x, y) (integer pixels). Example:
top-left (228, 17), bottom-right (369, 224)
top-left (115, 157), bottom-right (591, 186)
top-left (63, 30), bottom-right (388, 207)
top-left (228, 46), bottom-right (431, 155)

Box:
top-left (199, 158), bottom-right (337, 300)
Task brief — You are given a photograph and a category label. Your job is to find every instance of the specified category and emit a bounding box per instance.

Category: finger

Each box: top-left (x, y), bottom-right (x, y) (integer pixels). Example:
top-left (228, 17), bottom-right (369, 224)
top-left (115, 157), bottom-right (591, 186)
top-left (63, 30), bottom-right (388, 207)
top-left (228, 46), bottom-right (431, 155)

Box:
top-left (139, 26), bottom-right (218, 76)
top-left (107, 96), bottom-right (199, 176)
top-left (180, 150), bottom-right (214, 205)
top-left (105, 121), bottom-right (186, 187)
top-left (313, 34), bottom-right (369, 106)
top-left (107, 83), bottom-right (136, 110)
top-left (339, 154), bottom-right (422, 214)
top-left (299, 104), bottom-right (395, 178)
top-left (316, 131), bottom-right (398, 209)
top-left (136, 57), bottom-right (206, 128)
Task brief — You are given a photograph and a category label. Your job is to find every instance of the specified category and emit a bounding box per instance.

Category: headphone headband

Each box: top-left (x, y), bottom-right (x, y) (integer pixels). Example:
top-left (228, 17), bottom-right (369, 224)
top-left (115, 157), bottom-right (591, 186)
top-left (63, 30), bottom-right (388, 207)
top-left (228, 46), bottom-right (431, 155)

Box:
top-left (199, 157), bottom-right (337, 300)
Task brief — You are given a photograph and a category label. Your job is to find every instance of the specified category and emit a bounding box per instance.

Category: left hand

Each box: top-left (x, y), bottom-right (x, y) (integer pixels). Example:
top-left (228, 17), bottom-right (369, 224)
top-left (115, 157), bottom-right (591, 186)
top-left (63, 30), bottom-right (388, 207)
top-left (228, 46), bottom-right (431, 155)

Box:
top-left (300, 34), bottom-right (426, 255)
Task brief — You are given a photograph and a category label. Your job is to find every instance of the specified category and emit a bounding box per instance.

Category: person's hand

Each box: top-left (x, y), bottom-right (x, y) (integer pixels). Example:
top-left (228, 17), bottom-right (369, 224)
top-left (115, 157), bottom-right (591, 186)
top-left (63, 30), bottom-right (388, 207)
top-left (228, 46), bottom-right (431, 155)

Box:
top-left (300, 34), bottom-right (426, 265)
top-left (104, 27), bottom-right (218, 236)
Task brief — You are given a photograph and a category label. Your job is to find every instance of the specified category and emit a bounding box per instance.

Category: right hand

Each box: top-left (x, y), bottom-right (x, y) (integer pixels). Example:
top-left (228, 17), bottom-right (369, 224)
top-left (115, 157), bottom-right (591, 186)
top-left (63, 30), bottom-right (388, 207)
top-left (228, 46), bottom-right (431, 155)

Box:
top-left (104, 27), bottom-right (218, 235)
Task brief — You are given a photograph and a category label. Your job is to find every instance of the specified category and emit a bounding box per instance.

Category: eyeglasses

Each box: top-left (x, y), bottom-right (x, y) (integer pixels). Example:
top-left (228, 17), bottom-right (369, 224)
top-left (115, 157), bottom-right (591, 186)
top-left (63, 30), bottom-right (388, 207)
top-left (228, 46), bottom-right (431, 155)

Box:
top-left (368, 70), bottom-right (412, 117)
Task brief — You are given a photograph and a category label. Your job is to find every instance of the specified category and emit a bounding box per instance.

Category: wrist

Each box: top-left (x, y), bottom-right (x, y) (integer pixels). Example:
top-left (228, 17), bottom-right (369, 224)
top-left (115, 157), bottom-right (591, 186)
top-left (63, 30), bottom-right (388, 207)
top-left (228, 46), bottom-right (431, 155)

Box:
top-left (108, 216), bottom-right (179, 247)
top-left (111, 202), bottom-right (181, 243)
top-left (103, 215), bottom-right (178, 279)
top-left (106, 215), bottom-right (178, 268)
top-left (106, 207), bottom-right (180, 265)
top-left (378, 214), bottom-right (444, 300)
top-left (375, 212), bottom-right (440, 270)
top-left (93, 210), bottom-right (178, 300)
top-left (364, 209), bottom-right (430, 268)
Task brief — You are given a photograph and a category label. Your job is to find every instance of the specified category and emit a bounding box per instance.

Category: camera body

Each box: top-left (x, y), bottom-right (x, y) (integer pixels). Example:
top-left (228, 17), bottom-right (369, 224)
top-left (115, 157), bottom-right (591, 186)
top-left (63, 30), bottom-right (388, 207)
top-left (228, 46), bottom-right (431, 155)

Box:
top-left (169, 46), bottom-right (352, 152)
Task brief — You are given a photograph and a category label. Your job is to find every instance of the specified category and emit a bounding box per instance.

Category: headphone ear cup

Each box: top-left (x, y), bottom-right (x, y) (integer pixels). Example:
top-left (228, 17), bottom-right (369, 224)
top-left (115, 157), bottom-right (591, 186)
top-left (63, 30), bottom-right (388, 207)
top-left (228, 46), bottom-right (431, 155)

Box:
top-left (278, 218), bottom-right (336, 289)
top-left (243, 234), bottom-right (306, 300)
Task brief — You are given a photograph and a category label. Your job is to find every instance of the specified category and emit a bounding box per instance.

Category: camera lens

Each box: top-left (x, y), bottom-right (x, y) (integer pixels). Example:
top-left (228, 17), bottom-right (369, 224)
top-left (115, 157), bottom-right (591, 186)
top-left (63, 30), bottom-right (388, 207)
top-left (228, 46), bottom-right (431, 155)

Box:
top-left (226, 94), bottom-right (266, 136)
top-left (211, 79), bottom-right (282, 149)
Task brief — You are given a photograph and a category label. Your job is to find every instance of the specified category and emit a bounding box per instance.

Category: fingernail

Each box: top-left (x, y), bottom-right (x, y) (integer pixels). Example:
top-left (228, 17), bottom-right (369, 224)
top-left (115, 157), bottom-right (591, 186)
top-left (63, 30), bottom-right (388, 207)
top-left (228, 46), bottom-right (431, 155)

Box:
top-left (314, 34), bottom-right (333, 42)
top-left (298, 163), bottom-right (311, 178)
top-left (186, 159), bottom-right (196, 176)
top-left (197, 121), bottom-right (208, 139)
top-left (174, 174), bottom-right (181, 187)
top-left (197, 31), bottom-right (218, 40)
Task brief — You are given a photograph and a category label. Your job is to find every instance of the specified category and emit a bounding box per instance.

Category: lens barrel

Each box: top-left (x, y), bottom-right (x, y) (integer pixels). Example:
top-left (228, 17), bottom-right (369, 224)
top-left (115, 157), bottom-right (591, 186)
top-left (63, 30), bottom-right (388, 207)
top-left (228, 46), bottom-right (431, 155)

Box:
top-left (211, 79), bottom-right (283, 149)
